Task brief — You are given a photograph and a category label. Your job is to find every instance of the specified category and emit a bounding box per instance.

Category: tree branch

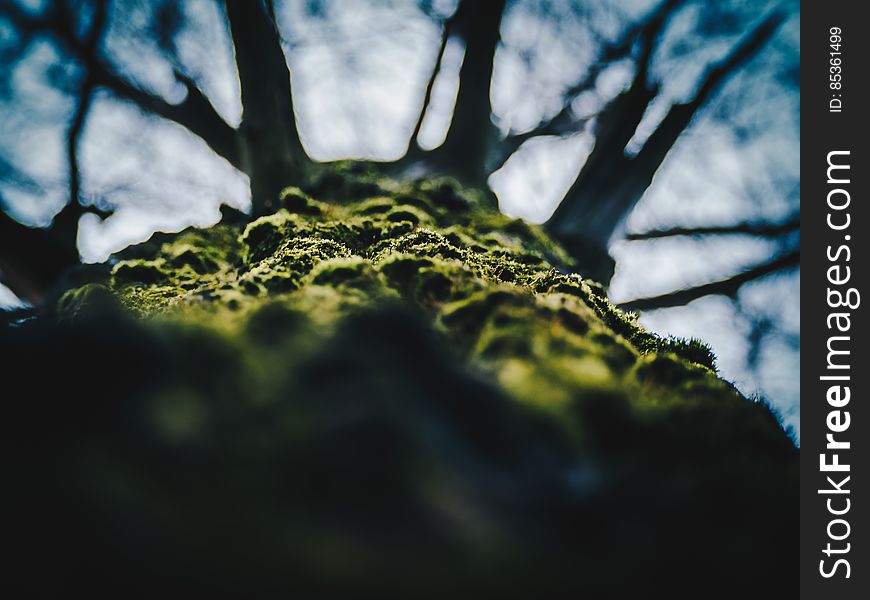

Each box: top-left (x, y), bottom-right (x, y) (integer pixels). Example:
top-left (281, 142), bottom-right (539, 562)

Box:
top-left (619, 249), bottom-right (799, 312)
top-left (54, 0), bottom-right (111, 240)
top-left (0, 1), bottom-right (241, 169)
top-left (544, 8), bottom-right (786, 285)
top-left (631, 10), bottom-right (785, 179)
top-left (407, 14), bottom-right (454, 155)
top-left (492, 0), bottom-right (686, 172)
top-left (626, 215), bottom-right (799, 241)
top-left (92, 68), bottom-right (240, 169)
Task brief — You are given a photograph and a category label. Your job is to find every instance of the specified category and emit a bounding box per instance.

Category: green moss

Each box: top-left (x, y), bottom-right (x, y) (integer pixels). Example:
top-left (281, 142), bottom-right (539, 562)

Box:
top-left (635, 353), bottom-right (709, 388)
top-left (350, 196), bottom-right (401, 217)
top-left (112, 259), bottom-right (169, 284)
top-left (307, 256), bottom-right (374, 286)
top-left (240, 210), bottom-right (296, 263)
top-left (56, 283), bottom-right (118, 322)
top-left (168, 247), bottom-right (219, 274)
top-left (90, 177), bottom-right (725, 393)
top-left (279, 186), bottom-right (327, 216)
top-left (384, 204), bottom-right (433, 226)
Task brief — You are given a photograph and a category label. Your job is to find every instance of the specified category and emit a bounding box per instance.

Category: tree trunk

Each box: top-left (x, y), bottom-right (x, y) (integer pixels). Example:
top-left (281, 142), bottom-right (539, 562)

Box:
top-left (429, 0), bottom-right (506, 188)
top-left (5, 168), bottom-right (797, 596)
top-left (545, 73), bottom-right (657, 283)
top-left (225, 0), bottom-right (309, 216)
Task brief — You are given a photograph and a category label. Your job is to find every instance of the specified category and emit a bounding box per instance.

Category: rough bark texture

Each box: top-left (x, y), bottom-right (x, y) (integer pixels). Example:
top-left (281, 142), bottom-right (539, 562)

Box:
top-left (4, 167), bottom-right (796, 597)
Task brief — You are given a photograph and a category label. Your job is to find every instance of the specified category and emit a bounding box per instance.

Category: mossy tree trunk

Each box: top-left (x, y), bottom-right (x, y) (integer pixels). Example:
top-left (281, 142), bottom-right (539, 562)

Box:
top-left (4, 169), bottom-right (798, 596)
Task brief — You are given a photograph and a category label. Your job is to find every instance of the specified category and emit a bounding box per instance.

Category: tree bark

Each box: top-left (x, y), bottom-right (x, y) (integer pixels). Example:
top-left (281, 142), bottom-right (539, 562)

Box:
top-left (429, 0), bottom-right (506, 189)
top-left (225, 0), bottom-right (310, 215)
top-left (545, 11), bottom-right (784, 284)
top-left (545, 75), bottom-right (657, 282)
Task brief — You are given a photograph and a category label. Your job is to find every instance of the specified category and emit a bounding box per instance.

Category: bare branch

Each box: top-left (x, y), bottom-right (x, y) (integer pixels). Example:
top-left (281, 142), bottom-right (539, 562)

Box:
top-left (690, 11), bottom-right (786, 111)
top-left (66, 80), bottom-right (92, 211)
top-left (626, 215), bottom-right (799, 241)
top-left (59, 0), bottom-right (109, 229)
top-left (619, 249), bottom-right (799, 312)
top-left (493, 0), bottom-right (686, 171)
top-left (544, 9), bottom-right (786, 285)
top-left (0, 1), bottom-right (241, 169)
top-left (92, 67), bottom-right (241, 169)
top-left (407, 14), bottom-right (454, 153)
top-left (631, 10), bottom-right (786, 178)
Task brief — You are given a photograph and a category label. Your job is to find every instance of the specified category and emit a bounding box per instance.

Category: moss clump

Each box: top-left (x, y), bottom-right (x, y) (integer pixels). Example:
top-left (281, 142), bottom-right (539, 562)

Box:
top-left (6, 170), bottom-right (797, 597)
top-left (56, 283), bottom-right (118, 322)
top-left (279, 186), bottom-right (327, 216)
top-left (111, 258), bottom-right (168, 284)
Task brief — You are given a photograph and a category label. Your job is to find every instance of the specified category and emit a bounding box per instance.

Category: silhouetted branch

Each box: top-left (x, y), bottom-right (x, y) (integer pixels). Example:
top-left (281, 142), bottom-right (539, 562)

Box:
top-left (102, 69), bottom-right (241, 168)
top-left (626, 214), bottom-right (799, 241)
top-left (0, 3), bottom-right (116, 302)
top-left (492, 0), bottom-right (686, 172)
top-left (0, 1), bottom-right (241, 169)
top-left (543, 49), bottom-right (662, 280)
top-left (545, 9), bottom-right (785, 284)
top-left (407, 14), bottom-right (454, 155)
top-left (619, 248), bottom-right (799, 312)
top-left (631, 10), bottom-right (785, 181)
top-left (54, 0), bottom-right (110, 239)
top-left (54, 80), bottom-right (112, 230)
top-left (692, 12), bottom-right (786, 111)
top-left (66, 85), bottom-right (92, 211)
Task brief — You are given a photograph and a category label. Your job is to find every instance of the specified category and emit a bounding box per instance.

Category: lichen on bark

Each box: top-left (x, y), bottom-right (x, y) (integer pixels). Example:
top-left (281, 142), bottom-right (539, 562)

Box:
top-left (10, 168), bottom-right (796, 596)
